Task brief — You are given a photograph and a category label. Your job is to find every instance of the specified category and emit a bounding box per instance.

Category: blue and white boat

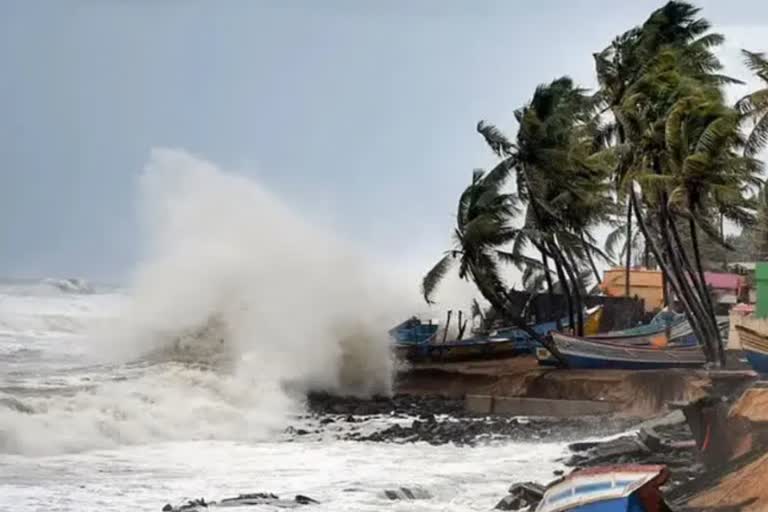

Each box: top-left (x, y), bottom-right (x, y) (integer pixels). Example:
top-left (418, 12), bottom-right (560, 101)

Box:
top-left (536, 465), bottom-right (670, 512)
top-left (389, 317), bottom-right (439, 345)
top-left (536, 316), bottom-right (729, 367)
top-left (735, 324), bottom-right (768, 375)
top-left (541, 330), bottom-right (707, 369)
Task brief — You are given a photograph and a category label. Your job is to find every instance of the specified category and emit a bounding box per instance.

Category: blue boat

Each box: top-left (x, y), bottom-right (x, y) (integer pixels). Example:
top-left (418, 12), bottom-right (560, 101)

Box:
top-left (536, 316), bottom-right (729, 366)
top-left (395, 333), bottom-right (527, 362)
top-left (735, 324), bottom-right (768, 375)
top-left (391, 307), bottom-right (602, 362)
top-left (542, 330), bottom-right (707, 369)
top-left (537, 465), bottom-right (670, 512)
top-left (389, 317), bottom-right (439, 345)
top-left (588, 310), bottom-right (684, 340)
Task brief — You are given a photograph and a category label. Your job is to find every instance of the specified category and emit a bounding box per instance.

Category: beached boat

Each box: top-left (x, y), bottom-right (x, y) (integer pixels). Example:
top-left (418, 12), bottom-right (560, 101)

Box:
top-left (394, 306), bottom-right (603, 363)
top-left (589, 310), bottom-right (684, 340)
top-left (536, 465), bottom-right (670, 512)
top-left (536, 316), bottom-right (729, 366)
top-left (735, 324), bottom-right (768, 375)
top-left (497, 305), bottom-right (603, 351)
top-left (395, 333), bottom-right (525, 362)
top-left (539, 330), bottom-right (707, 369)
top-left (389, 317), bottom-right (439, 345)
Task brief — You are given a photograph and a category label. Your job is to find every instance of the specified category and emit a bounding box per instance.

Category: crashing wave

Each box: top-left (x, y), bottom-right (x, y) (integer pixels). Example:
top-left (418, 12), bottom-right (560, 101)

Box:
top-left (0, 149), bottom-right (422, 455)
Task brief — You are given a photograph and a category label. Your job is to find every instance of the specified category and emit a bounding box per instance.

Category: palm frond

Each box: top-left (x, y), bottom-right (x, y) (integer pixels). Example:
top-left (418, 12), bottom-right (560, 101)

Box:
top-left (604, 224), bottom-right (626, 259)
top-left (745, 113), bottom-right (768, 157)
top-left (422, 254), bottom-right (455, 304)
top-left (477, 121), bottom-right (515, 157)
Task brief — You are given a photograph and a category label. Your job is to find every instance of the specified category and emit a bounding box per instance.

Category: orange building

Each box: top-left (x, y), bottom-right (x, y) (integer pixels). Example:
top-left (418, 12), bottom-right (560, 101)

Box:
top-left (600, 268), bottom-right (664, 312)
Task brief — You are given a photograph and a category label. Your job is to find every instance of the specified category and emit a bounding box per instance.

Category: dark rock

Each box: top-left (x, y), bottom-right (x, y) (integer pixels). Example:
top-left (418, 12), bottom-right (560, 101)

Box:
top-left (567, 436), bottom-right (650, 467)
top-left (383, 487), bottom-right (432, 500)
top-left (295, 429), bottom-right (309, 436)
top-left (495, 482), bottom-right (544, 511)
top-left (163, 499), bottom-right (208, 511)
top-left (494, 495), bottom-right (525, 510)
top-left (294, 495), bottom-right (320, 505)
top-left (319, 417), bottom-right (335, 425)
top-left (221, 493), bottom-right (279, 504)
top-left (638, 427), bottom-right (663, 452)
top-left (553, 469), bottom-right (564, 476)
top-left (383, 490), bottom-right (399, 500)
top-left (568, 441), bottom-right (600, 452)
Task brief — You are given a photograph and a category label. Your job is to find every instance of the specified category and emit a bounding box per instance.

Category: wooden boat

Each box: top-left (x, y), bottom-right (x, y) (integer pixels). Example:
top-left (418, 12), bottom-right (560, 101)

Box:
top-left (735, 324), bottom-right (768, 375)
top-left (395, 306), bottom-right (603, 363)
top-left (536, 316), bottom-right (728, 366)
top-left (395, 333), bottom-right (524, 362)
top-left (589, 311), bottom-right (684, 340)
top-left (496, 305), bottom-right (603, 352)
top-left (540, 330), bottom-right (706, 369)
top-left (388, 317), bottom-right (439, 345)
top-left (537, 465), bottom-right (670, 512)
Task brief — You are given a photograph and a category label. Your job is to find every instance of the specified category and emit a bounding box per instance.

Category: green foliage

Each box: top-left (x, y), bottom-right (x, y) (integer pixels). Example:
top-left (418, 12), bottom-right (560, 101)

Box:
top-left (424, 1), bottom-right (767, 362)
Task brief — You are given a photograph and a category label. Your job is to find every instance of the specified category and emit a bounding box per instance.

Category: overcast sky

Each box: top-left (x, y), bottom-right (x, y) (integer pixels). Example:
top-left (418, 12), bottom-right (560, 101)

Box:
top-left (1, 1), bottom-right (767, 282)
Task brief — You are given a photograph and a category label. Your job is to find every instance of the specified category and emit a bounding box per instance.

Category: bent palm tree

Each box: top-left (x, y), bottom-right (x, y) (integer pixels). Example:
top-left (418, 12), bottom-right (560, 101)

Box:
top-left (421, 169), bottom-right (566, 363)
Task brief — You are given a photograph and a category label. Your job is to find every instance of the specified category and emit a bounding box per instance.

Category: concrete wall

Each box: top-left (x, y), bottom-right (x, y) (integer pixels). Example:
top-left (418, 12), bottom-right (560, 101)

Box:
top-left (466, 394), bottom-right (620, 417)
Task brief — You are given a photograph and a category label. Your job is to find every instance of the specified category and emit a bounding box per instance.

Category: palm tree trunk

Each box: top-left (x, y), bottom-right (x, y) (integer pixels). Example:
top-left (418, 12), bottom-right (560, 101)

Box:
top-left (550, 240), bottom-right (583, 336)
top-left (563, 247), bottom-right (585, 336)
top-left (540, 249), bottom-right (560, 330)
top-left (661, 210), bottom-right (720, 364)
top-left (468, 264), bottom-right (568, 366)
top-left (581, 233), bottom-right (602, 285)
top-left (541, 250), bottom-right (554, 295)
top-left (689, 217), bottom-right (725, 364)
top-left (629, 187), bottom-right (714, 362)
top-left (552, 249), bottom-right (575, 334)
top-left (625, 200), bottom-right (633, 296)
top-left (666, 213), bottom-right (722, 364)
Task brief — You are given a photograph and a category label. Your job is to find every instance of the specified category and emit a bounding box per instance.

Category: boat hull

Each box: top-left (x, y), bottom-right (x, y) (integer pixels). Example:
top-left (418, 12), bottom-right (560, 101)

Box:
top-left (396, 337), bottom-right (524, 363)
top-left (536, 318), bottom-right (727, 366)
top-left (393, 307), bottom-right (603, 363)
top-left (537, 465), bottom-right (669, 512)
top-left (544, 331), bottom-right (707, 370)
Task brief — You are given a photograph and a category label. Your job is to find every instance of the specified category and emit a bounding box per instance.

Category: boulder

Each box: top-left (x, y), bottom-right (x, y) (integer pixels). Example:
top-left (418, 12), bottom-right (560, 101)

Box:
top-left (495, 482), bottom-right (544, 511)
top-left (161, 492), bottom-right (319, 510)
top-left (382, 487), bottom-right (432, 500)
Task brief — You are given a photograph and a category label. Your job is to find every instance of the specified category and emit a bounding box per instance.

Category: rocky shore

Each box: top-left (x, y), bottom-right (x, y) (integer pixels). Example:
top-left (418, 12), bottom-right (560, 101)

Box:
top-left (300, 392), bottom-right (636, 446)
top-left (158, 379), bottom-right (768, 511)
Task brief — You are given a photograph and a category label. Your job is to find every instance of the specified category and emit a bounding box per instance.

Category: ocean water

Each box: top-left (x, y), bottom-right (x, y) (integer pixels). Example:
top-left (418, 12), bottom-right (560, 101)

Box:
top-left (2, 151), bottom-right (570, 511)
top-left (0, 279), bottom-right (568, 512)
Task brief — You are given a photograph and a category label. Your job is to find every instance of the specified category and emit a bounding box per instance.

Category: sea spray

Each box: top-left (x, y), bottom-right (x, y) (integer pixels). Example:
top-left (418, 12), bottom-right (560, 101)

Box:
top-left (122, 148), bottom-right (409, 395)
top-left (0, 148), bottom-right (432, 455)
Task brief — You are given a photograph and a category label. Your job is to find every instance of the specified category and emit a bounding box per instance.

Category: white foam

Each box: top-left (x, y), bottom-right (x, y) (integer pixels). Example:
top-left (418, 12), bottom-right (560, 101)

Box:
top-left (0, 438), bottom-right (566, 511)
top-left (1, 148), bottom-right (425, 455)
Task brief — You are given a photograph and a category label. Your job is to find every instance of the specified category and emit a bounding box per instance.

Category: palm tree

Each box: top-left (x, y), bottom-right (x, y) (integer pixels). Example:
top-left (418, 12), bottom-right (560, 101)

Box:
top-left (421, 168), bottom-right (567, 362)
top-left (422, 168), bottom-right (517, 308)
top-left (664, 84), bottom-right (761, 362)
top-left (478, 77), bottom-right (614, 335)
top-left (593, 1), bottom-right (746, 365)
top-left (594, 1), bottom-right (740, 304)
